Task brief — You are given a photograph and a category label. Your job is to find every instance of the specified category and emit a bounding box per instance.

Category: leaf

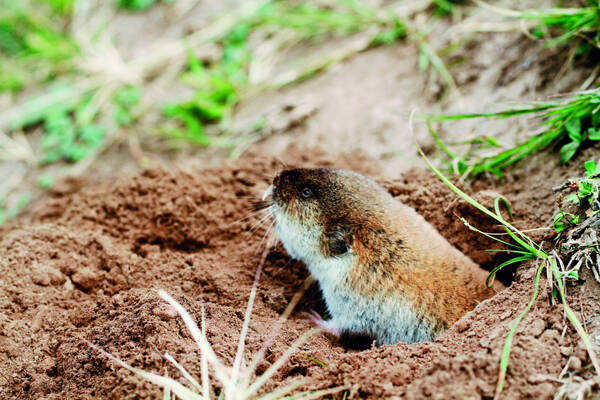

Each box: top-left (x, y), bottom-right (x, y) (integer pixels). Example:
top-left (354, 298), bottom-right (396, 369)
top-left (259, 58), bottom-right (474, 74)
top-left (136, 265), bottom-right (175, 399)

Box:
top-left (486, 255), bottom-right (533, 287)
top-left (79, 124), bottom-right (105, 145)
top-left (588, 127), bottom-right (600, 141)
top-left (585, 159), bottom-right (596, 177)
top-left (483, 136), bottom-right (503, 148)
top-left (418, 51), bottom-right (429, 72)
top-left (578, 181), bottom-right (594, 198)
top-left (559, 141), bottom-right (580, 164)
top-left (38, 174), bottom-right (54, 189)
top-left (117, 0), bottom-right (159, 11)
top-left (566, 270), bottom-right (579, 280)
top-left (566, 118), bottom-right (582, 142)
top-left (553, 211), bottom-right (579, 232)
top-left (565, 193), bottom-right (579, 204)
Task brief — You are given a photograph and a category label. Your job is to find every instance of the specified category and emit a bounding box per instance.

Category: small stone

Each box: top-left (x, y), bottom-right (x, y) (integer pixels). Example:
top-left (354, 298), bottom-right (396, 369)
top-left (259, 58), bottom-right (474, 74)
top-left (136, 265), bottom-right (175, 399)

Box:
top-left (568, 356), bottom-right (582, 371)
top-left (539, 329), bottom-right (560, 343)
top-left (560, 346), bottom-right (572, 357)
top-left (153, 304), bottom-right (178, 320)
top-left (71, 267), bottom-right (100, 291)
top-left (499, 310), bottom-right (512, 320)
top-left (30, 308), bottom-right (46, 332)
top-left (63, 278), bottom-right (74, 293)
top-left (529, 318), bottom-right (546, 337)
top-left (453, 318), bottom-right (470, 333)
top-left (31, 263), bottom-right (65, 286)
top-left (527, 374), bottom-right (552, 384)
top-left (479, 336), bottom-right (491, 348)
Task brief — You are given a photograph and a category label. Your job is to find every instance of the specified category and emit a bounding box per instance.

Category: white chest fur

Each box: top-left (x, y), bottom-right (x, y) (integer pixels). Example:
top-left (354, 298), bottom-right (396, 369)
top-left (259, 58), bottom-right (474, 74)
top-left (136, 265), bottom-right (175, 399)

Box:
top-left (272, 205), bottom-right (436, 345)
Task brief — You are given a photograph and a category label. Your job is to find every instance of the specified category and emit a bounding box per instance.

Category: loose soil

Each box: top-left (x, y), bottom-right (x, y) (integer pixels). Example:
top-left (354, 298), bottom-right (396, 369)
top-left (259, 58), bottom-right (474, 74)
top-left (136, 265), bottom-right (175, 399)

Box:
top-left (2, 1), bottom-right (600, 398)
top-left (1, 145), bottom-right (599, 399)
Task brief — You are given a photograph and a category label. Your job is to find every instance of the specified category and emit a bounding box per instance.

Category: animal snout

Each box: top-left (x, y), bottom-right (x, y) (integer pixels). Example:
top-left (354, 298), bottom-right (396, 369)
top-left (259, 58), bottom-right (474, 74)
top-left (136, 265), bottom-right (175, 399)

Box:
top-left (262, 185), bottom-right (274, 201)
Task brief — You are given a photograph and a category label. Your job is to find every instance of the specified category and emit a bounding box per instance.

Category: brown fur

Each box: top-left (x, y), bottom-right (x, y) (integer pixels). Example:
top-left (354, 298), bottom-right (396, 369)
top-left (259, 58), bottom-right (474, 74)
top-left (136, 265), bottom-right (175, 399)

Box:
top-left (272, 168), bottom-right (504, 334)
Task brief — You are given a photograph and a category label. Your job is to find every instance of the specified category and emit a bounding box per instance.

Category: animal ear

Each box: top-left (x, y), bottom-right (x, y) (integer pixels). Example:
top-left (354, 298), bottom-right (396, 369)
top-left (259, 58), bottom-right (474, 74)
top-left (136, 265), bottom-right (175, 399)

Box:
top-left (323, 226), bottom-right (352, 256)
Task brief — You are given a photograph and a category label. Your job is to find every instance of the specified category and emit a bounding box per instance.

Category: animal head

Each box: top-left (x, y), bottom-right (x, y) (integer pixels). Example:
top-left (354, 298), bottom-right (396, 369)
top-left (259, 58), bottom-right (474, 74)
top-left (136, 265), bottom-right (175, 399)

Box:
top-left (265, 168), bottom-right (395, 264)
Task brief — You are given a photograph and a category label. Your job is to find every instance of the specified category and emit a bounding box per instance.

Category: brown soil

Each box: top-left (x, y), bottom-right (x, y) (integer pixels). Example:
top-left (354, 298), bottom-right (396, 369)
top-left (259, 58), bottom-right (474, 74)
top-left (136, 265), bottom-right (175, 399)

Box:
top-left (2, 145), bottom-right (599, 399)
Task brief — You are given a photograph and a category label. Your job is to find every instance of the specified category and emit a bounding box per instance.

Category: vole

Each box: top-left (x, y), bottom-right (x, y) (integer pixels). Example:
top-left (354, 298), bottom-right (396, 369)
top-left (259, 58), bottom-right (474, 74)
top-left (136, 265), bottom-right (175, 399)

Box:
top-left (262, 168), bottom-right (505, 345)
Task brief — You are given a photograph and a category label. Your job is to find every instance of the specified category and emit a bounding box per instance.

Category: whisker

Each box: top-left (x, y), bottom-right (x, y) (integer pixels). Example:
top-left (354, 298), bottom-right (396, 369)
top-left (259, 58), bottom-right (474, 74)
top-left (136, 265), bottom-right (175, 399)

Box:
top-left (227, 208), bottom-right (269, 227)
top-left (245, 211), bottom-right (273, 238)
top-left (265, 226), bottom-right (279, 250)
top-left (257, 172), bottom-right (275, 180)
top-left (257, 218), bottom-right (276, 253)
top-left (251, 200), bottom-right (273, 212)
top-left (275, 156), bottom-right (288, 169)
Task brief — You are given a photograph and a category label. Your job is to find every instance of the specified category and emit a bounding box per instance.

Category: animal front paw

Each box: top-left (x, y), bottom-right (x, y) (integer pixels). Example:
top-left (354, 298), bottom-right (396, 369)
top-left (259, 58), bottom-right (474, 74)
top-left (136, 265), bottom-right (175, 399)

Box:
top-left (302, 311), bottom-right (341, 336)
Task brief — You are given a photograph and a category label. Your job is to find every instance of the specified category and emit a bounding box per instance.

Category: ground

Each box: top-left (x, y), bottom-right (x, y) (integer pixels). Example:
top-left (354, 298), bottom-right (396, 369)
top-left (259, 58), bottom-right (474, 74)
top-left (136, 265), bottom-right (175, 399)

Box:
top-left (1, 0), bottom-right (600, 399)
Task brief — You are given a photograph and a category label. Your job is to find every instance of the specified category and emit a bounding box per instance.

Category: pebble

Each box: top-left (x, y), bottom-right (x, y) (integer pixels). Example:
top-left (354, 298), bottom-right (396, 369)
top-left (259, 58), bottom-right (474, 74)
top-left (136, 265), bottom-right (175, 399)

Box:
top-left (153, 304), bottom-right (178, 320)
top-left (71, 267), bottom-right (100, 290)
top-left (31, 263), bottom-right (65, 286)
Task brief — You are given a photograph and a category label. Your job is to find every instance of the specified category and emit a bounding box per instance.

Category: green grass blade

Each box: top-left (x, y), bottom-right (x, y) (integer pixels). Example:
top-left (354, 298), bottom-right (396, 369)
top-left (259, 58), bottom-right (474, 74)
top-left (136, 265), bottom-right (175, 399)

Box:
top-left (486, 255), bottom-right (534, 287)
top-left (549, 258), bottom-right (600, 376)
top-left (410, 112), bottom-right (546, 257)
top-left (494, 262), bottom-right (544, 399)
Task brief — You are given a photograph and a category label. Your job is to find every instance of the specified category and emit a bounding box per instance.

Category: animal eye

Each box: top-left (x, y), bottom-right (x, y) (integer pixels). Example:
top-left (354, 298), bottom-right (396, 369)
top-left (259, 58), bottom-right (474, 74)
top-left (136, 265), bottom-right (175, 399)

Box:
top-left (300, 187), bottom-right (313, 198)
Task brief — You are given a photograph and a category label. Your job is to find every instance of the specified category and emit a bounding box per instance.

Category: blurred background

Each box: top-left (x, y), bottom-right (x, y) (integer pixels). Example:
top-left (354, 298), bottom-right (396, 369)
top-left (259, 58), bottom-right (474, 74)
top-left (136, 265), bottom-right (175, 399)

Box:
top-left (0, 0), bottom-right (598, 223)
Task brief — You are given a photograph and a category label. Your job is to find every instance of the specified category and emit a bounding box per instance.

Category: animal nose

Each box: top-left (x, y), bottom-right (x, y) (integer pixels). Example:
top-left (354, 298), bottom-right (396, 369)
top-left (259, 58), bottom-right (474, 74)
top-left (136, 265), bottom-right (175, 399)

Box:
top-left (262, 185), bottom-right (273, 201)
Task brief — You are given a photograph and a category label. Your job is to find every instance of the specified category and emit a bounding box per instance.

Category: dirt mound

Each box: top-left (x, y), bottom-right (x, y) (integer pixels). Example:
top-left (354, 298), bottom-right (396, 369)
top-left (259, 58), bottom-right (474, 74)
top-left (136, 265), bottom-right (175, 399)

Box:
top-left (0, 150), bottom-right (596, 399)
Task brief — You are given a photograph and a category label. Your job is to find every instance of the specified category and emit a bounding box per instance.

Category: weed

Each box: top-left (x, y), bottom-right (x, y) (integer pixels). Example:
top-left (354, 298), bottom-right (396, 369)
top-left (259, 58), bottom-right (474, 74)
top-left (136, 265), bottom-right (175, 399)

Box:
top-left (427, 87), bottom-right (600, 177)
top-left (432, 0), bottom-right (465, 17)
top-left (0, 0), bottom-right (76, 93)
top-left (162, 24), bottom-right (249, 145)
top-left (114, 86), bottom-right (142, 127)
top-left (163, 0), bottom-right (411, 144)
top-left (410, 113), bottom-right (600, 398)
top-left (553, 158), bottom-right (600, 281)
top-left (37, 174), bottom-right (54, 189)
top-left (117, 0), bottom-right (166, 11)
top-left (302, 355), bottom-right (328, 369)
top-left (477, 0), bottom-right (600, 55)
top-left (0, 194), bottom-right (31, 224)
top-left (41, 0), bottom-right (75, 16)
top-left (36, 97), bottom-right (105, 164)
top-left (90, 254), bottom-right (348, 399)
top-left (250, 1), bottom-right (381, 38)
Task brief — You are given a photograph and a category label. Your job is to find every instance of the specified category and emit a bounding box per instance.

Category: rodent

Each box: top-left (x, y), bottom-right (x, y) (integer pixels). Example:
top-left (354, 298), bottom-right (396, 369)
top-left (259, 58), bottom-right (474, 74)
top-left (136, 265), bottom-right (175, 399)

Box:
top-left (263, 167), bottom-right (505, 346)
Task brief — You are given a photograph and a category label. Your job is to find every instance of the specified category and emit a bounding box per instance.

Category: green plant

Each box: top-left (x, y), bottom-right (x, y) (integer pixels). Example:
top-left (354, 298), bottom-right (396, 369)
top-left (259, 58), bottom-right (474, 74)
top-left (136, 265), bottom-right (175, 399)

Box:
top-left (477, 0), bottom-right (600, 53)
top-left (552, 159), bottom-right (600, 281)
top-left (38, 100), bottom-right (105, 164)
top-left (40, 0), bottom-right (75, 16)
top-left (427, 87), bottom-right (600, 177)
top-left (114, 86), bottom-right (142, 127)
top-left (162, 23), bottom-right (249, 145)
top-left (0, 194), bottom-right (31, 224)
top-left (431, 0), bottom-right (465, 17)
top-left (162, 0), bottom-right (411, 145)
top-left (411, 115), bottom-right (600, 398)
top-left (117, 0), bottom-right (165, 11)
top-left (37, 174), bottom-right (54, 189)
top-left (0, 0), bottom-right (77, 93)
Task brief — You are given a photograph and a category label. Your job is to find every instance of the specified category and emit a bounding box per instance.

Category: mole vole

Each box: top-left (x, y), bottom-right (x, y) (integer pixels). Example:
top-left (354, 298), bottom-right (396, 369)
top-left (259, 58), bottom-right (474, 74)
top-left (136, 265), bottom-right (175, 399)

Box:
top-left (262, 168), bottom-right (505, 345)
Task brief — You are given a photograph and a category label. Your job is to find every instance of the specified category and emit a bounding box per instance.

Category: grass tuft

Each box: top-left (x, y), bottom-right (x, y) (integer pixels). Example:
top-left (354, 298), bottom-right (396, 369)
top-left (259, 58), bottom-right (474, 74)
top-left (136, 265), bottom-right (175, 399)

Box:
top-left (410, 111), bottom-right (600, 398)
top-left (90, 250), bottom-right (349, 399)
top-left (426, 87), bottom-right (600, 177)
top-left (476, 0), bottom-right (600, 54)
top-left (0, 0), bottom-right (76, 92)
